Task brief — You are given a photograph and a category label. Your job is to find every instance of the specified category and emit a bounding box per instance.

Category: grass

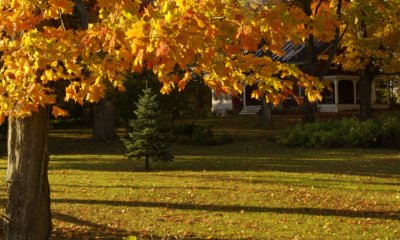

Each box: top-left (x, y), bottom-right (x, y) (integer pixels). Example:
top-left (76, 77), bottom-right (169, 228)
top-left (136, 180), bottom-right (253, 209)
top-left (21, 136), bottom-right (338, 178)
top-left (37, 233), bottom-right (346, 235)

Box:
top-left (0, 115), bottom-right (399, 239)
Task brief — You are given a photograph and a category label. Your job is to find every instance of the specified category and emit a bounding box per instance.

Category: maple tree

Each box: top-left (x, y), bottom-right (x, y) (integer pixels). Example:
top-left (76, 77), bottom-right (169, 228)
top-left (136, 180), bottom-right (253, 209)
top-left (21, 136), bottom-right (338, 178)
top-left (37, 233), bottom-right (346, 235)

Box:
top-left (0, 0), bottom-right (338, 238)
top-left (335, 0), bottom-right (400, 120)
top-left (283, 0), bottom-right (344, 122)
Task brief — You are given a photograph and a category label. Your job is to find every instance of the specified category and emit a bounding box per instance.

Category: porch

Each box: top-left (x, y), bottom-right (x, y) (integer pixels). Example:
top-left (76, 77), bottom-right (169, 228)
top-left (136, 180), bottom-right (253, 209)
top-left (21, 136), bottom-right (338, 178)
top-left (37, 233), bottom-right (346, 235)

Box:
top-left (318, 74), bottom-right (390, 112)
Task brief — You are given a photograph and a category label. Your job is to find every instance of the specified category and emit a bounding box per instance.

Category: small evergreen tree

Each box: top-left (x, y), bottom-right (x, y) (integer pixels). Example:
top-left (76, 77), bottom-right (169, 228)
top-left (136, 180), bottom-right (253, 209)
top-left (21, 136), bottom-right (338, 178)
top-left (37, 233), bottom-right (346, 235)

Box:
top-left (125, 88), bottom-right (173, 170)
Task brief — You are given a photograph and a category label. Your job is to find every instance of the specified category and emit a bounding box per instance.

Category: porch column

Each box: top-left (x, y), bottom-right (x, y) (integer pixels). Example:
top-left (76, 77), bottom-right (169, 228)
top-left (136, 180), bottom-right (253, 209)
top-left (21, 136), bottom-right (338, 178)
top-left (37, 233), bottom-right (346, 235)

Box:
top-left (334, 79), bottom-right (339, 104)
top-left (353, 80), bottom-right (357, 104)
top-left (371, 80), bottom-right (376, 104)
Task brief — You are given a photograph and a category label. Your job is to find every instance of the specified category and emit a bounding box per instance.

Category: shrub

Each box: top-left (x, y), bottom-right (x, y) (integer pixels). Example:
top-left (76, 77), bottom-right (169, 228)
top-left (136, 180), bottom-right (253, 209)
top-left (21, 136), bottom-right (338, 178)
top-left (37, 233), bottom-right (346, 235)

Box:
top-left (345, 119), bottom-right (381, 148)
top-left (173, 123), bottom-right (236, 146)
top-left (278, 116), bottom-right (400, 149)
top-left (381, 116), bottom-right (400, 148)
top-left (277, 120), bottom-right (345, 148)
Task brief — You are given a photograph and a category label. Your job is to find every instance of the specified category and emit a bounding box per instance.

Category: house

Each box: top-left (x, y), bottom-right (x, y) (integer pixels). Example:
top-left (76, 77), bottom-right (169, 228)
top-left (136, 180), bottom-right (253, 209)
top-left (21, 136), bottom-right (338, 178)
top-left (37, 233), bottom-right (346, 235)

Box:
top-left (212, 41), bottom-right (393, 114)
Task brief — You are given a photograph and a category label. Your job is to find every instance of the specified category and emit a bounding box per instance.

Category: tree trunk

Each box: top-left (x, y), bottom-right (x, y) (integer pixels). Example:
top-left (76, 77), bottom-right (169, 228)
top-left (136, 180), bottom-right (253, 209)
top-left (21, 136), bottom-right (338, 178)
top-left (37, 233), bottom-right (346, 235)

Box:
top-left (301, 98), bottom-right (317, 123)
top-left (301, 36), bottom-right (318, 123)
top-left (145, 155), bottom-right (150, 171)
top-left (93, 94), bottom-right (116, 140)
top-left (4, 106), bottom-right (52, 240)
top-left (359, 70), bottom-right (373, 121)
top-left (260, 96), bottom-right (272, 126)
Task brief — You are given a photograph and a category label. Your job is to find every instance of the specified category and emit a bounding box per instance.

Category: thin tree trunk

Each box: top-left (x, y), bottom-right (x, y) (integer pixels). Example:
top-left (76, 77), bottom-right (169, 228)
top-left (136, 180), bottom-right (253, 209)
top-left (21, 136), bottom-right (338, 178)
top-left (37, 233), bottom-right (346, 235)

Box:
top-left (299, 0), bottom-right (343, 122)
top-left (302, 36), bottom-right (318, 123)
top-left (260, 96), bottom-right (272, 126)
top-left (357, 19), bottom-right (378, 121)
top-left (4, 106), bottom-right (52, 240)
top-left (301, 98), bottom-right (317, 123)
top-left (93, 93), bottom-right (116, 140)
top-left (359, 70), bottom-right (373, 121)
top-left (145, 155), bottom-right (150, 171)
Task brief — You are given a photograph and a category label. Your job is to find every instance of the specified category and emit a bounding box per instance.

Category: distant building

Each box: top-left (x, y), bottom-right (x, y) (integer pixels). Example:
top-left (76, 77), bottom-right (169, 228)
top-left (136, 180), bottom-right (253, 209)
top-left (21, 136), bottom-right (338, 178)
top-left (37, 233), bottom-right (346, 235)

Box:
top-left (211, 41), bottom-right (393, 114)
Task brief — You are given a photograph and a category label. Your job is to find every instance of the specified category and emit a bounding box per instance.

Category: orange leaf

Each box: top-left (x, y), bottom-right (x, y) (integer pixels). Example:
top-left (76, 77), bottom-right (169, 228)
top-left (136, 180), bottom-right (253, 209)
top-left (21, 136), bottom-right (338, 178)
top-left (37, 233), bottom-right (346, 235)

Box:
top-left (52, 106), bottom-right (69, 118)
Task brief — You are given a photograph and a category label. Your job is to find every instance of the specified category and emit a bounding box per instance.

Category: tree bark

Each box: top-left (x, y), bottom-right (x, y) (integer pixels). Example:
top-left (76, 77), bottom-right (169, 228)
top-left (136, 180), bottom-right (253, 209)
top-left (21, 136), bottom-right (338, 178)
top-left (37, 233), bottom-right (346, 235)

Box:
top-left (93, 93), bottom-right (116, 140)
top-left (357, 18), bottom-right (378, 121)
top-left (4, 106), bottom-right (52, 240)
top-left (301, 97), bottom-right (317, 123)
top-left (145, 155), bottom-right (150, 171)
top-left (299, 0), bottom-right (343, 122)
top-left (301, 36), bottom-right (318, 123)
top-left (359, 70), bottom-right (373, 121)
top-left (260, 96), bottom-right (272, 126)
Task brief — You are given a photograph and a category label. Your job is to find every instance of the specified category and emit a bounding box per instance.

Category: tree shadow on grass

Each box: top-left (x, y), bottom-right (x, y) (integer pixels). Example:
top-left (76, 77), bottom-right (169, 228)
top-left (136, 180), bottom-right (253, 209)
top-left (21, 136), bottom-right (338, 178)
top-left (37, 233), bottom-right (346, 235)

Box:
top-left (45, 133), bottom-right (400, 178)
top-left (48, 154), bottom-right (400, 179)
top-left (51, 212), bottom-right (165, 240)
top-left (53, 198), bottom-right (400, 221)
top-left (48, 136), bottom-right (126, 156)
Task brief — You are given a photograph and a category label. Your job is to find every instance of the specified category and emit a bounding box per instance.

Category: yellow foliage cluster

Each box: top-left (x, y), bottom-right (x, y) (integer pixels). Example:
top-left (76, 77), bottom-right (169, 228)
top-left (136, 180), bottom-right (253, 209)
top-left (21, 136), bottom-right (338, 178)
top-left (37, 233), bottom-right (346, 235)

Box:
top-left (336, 0), bottom-right (400, 74)
top-left (0, 0), bottom-right (353, 122)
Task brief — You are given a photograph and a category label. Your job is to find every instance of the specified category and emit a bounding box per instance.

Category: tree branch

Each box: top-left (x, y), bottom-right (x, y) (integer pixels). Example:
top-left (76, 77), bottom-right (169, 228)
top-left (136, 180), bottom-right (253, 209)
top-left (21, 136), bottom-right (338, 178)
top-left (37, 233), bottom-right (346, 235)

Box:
top-left (314, 0), bottom-right (323, 15)
top-left (58, 9), bottom-right (66, 31)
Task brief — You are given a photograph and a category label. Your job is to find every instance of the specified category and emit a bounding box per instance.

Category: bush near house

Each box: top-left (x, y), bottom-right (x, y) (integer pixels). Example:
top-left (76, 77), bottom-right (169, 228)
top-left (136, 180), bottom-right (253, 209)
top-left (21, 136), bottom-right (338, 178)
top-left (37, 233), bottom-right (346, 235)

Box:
top-left (173, 123), bottom-right (236, 146)
top-left (278, 116), bottom-right (400, 148)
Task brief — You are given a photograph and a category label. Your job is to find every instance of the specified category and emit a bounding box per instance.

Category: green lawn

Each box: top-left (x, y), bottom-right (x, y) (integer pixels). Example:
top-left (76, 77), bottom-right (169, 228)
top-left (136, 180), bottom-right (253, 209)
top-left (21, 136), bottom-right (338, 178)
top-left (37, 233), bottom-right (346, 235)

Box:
top-left (0, 115), bottom-right (399, 239)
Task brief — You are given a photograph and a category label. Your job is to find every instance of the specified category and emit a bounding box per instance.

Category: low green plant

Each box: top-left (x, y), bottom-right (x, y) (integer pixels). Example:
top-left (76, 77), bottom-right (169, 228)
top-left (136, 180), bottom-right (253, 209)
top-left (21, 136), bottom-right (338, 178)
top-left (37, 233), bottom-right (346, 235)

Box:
top-left (173, 123), bottom-right (236, 146)
top-left (278, 116), bottom-right (400, 149)
top-left (381, 116), bottom-right (400, 148)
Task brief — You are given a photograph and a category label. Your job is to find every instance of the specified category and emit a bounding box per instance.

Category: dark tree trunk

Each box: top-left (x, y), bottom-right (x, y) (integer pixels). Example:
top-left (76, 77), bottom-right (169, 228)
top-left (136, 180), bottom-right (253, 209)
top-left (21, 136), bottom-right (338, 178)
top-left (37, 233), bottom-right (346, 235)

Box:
top-left (4, 106), bottom-right (52, 240)
top-left (93, 94), bottom-right (116, 140)
top-left (301, 98), bottom-right (317, 123)
top-left (357, 19), bottom-right (378, 121)
top-left (170, 113), bottom-right (175, 134)
top-left (260, 96), bottom-right (272, 126)
top-left (359, 70), bottom-right (373, 121)
top-left (145, 155), bottom-right (150, 171)
top-left (302, 36), bottom-right (318, 123)
top-left (299, 0), bottom-right (343, 123)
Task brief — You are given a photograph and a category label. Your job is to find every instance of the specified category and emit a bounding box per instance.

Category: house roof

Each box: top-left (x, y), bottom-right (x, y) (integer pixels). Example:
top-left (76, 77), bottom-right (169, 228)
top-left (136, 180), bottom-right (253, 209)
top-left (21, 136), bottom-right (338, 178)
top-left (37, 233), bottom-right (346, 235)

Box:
top-left (255, 40), bottom-right (333, 64)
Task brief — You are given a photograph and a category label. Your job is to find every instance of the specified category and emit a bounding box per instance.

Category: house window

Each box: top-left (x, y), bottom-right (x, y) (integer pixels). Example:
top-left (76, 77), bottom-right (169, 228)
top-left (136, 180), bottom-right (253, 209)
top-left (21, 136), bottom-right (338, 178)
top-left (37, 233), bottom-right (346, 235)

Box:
top-left (224, 94), bottom-right (231, 101)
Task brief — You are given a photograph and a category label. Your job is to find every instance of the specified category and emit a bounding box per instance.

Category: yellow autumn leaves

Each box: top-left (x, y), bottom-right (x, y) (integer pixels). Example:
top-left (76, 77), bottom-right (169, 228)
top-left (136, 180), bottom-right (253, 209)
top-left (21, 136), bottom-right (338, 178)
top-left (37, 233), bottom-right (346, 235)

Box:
top-left (0, 0), bottom-right (343, 122)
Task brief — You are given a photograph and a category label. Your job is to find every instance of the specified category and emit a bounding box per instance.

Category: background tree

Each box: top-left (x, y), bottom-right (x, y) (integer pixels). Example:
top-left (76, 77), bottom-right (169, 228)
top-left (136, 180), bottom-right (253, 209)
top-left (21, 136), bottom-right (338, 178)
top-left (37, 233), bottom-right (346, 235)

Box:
top-left (336, 0), bottom-right (400, 120)
top-left (116, 71), bottom-right (210, 131)
top-left (284, 0), bottom-right (344, 122)
top-left (125, 89), bottom-right (173, 170)
top-left (92, 90), bottom-right (117, 141)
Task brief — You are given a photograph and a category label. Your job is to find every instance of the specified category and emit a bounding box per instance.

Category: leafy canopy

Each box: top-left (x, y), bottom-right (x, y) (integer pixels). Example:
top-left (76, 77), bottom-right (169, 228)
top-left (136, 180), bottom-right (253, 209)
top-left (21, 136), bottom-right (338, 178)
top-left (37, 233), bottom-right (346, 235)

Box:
top-left (336, 0), bottom-right (400, 74)
top-left (0, 0), bottom-right (343, 123)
